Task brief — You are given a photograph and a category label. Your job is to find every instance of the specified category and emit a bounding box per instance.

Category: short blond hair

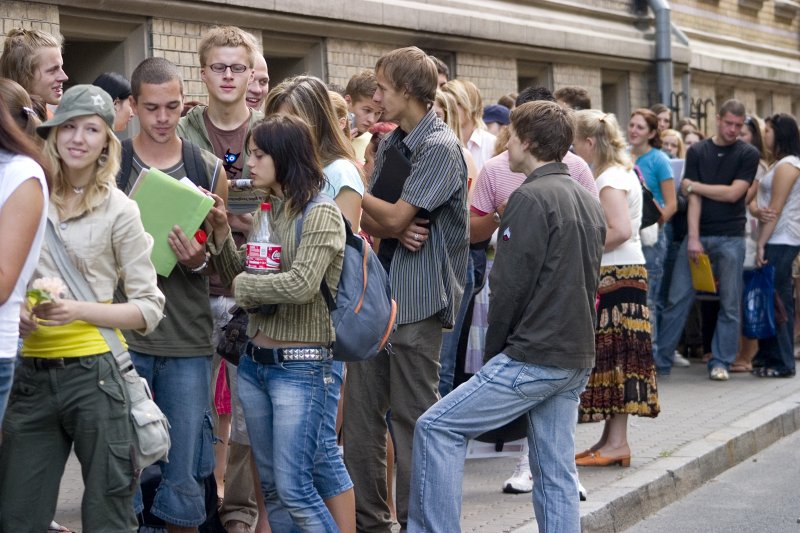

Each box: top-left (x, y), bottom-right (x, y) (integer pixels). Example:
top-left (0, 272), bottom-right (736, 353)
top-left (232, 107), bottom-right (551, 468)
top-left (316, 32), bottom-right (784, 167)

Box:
top-left (198, 26), bottom-right (258, 68)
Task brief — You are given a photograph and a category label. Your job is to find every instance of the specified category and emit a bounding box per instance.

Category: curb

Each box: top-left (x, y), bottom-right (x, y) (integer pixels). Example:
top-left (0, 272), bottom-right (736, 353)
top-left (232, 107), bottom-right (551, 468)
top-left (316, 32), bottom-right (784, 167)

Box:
top-left (583, 391), bottom-right (800, 532)
top-left (512, 391), bottom-right (800, 532)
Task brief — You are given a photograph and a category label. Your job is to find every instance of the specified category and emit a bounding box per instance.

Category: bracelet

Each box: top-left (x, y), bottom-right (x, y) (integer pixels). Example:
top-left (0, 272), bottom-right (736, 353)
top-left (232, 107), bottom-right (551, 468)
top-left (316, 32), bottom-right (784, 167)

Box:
top-left (492, 211), bottom-right (501, 224)
top-left (189, 259), bottom-right (208, 274)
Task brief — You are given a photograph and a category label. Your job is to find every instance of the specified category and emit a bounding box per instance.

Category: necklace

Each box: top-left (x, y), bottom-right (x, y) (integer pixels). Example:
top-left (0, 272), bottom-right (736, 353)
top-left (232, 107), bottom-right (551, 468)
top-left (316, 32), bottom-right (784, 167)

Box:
top-left (72, 186), bottom-right (84, 194)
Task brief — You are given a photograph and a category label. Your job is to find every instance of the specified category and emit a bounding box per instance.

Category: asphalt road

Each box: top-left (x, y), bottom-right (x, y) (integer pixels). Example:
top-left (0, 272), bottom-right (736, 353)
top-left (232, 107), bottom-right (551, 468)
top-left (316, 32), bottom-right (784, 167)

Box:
top-left (625, 429), bottom-right (800, 533)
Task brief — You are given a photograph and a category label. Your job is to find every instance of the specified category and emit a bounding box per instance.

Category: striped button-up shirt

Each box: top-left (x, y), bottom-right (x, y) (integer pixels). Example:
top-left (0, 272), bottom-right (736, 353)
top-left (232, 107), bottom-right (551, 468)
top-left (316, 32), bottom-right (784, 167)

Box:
top-left (371, 110), bottom-right (469, 328)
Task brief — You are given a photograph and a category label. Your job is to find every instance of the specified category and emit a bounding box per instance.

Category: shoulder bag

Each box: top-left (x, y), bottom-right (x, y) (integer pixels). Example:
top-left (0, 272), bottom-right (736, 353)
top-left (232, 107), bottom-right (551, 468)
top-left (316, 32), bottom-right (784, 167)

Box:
top-left (44, 221), bottom-right (171, 474)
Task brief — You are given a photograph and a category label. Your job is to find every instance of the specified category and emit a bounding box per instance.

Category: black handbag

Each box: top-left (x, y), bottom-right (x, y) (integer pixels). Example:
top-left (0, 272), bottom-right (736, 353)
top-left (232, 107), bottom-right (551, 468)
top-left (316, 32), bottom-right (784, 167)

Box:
top-left (634, 165), bottom-right (662, 229)
top-left (216, 306), bottom-right (249, 366)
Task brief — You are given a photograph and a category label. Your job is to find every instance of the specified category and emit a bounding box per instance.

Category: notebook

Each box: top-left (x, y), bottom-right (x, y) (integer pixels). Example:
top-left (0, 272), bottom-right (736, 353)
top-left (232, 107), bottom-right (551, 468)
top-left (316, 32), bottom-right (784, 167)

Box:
top-left (690, 253), bottom-right (717, 294)
top-left (128, 167), bottom-right (214, 277)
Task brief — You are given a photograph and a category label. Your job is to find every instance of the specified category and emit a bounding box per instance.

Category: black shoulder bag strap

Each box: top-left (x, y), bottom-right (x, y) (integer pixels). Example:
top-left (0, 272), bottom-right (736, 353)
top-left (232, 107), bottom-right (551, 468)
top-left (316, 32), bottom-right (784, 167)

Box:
top-left (117, 138), bottom-right (135, 191)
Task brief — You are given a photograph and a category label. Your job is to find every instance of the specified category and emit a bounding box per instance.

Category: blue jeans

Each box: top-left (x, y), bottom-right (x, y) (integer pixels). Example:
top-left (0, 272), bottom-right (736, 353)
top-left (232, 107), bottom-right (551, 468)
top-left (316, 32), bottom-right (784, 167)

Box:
top-left (439, 255), bottom-right (474, 396)
top-left (131, 352), bottom-right (213, 527)
top-left (0, 358), bottom-right (15, 425)
top-left (642, 226), bottom-right (667, 354)
top-left (237, 354), bottom-right (337, 532)
top-left (408, 354), bottom-right (590, 533)
top-left (655, 236), bottom-right (745, 373)
top-left (756, 244), bottom-right (800, 373)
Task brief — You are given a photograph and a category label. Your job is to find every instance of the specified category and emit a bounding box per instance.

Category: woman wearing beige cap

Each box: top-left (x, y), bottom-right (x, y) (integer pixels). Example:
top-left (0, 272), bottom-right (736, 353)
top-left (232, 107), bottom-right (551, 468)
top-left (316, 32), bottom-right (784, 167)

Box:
top-left (0, 84), bottom-right (165, 532)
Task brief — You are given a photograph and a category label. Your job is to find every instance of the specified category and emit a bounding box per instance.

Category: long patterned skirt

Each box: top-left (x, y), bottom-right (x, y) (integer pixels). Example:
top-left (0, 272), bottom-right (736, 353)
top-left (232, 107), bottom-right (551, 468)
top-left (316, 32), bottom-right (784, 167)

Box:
top-left (579, 264), bottom-right (660, 422)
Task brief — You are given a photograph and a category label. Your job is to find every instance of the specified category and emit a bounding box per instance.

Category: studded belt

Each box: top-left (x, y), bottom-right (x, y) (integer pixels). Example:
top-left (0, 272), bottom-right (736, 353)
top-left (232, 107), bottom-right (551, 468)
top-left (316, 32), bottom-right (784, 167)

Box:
top-left (244, 342), bottom-right (330, 365)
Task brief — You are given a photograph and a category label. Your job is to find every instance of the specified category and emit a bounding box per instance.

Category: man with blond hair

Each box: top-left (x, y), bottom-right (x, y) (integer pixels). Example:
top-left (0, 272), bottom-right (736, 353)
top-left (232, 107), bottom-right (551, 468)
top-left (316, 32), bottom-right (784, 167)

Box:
top-left (0, 27), bottom-right (68, 105)
top-left (343, 46), bottom-right (469, 532)
top-left (408, 101), bottom-right (605, 533)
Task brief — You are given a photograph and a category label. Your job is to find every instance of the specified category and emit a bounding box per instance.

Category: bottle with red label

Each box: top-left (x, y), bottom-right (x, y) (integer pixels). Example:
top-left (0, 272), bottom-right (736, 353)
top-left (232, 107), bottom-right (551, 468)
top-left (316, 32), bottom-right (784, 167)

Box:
top-left (245, 202), bottom-right (282, 274)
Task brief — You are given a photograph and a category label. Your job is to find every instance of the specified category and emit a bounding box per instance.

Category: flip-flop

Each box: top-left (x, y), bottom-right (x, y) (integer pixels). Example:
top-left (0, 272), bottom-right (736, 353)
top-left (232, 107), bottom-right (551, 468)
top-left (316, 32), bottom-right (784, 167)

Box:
top-left (48, 521), bottom-right (73, 533)
top-left (730, 362), bottom-right (752, 373)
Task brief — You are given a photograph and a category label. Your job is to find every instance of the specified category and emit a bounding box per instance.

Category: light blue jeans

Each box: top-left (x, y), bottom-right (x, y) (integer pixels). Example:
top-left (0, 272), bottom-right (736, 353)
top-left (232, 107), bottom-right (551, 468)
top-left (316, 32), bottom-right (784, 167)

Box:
top-left (408, 354), bottom-right (590, 533)
top-left (131, 353), bottom-right (214, 527)
top-left (237, 354), bottom-right (337, 532)
top-left (642, 226), bottom-right (667, 354)
top-left (439, 256), bottom-right (474, 397)
top-left (655, 236), bottom-right (745, 373)
top-left (0, 358), bottom-right (15, 425)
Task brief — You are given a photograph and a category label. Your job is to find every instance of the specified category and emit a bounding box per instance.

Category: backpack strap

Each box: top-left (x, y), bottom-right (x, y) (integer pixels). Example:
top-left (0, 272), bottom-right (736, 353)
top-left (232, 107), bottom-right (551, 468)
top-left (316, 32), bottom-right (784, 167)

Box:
top-left (180, 137), bottom-right (214, 190)
top-left (116, 138), bottom-right (135, 191)
top-left (294, 194), bottom-right (341, 312)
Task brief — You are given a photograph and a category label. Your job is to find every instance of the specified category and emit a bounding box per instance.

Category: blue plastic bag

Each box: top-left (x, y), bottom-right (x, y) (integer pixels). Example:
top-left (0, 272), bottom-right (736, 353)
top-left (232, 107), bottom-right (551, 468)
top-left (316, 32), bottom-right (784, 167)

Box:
top-left (742, 265), bottom-right (776, 339)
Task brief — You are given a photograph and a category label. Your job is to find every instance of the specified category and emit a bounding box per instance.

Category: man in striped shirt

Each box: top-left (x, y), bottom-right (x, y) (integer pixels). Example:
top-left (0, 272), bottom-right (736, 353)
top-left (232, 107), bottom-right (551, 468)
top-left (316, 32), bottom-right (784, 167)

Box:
top-left (342, 46), bottom-right (469, 532)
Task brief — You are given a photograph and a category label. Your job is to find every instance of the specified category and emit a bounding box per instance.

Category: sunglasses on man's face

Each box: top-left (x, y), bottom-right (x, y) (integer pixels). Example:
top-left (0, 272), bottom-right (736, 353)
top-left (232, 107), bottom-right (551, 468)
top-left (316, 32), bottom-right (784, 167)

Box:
top-left (207, 63), bottom-right (249, 74)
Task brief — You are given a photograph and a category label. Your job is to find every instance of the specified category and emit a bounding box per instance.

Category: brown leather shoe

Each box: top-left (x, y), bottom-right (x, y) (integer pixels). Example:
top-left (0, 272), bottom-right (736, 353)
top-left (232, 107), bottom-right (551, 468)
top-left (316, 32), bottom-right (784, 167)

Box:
top-left (575, 448), bottom-right (593, 460)
top-left (575, 450), bottom-right (631, 467)
top-left (225, 521), bottom-right (253, 533)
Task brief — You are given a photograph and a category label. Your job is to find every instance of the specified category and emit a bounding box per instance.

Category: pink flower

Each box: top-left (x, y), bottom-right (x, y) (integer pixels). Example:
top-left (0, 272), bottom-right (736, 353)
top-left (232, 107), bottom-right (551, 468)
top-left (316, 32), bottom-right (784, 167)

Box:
top-left (27, 277), bottom-right (67, 305)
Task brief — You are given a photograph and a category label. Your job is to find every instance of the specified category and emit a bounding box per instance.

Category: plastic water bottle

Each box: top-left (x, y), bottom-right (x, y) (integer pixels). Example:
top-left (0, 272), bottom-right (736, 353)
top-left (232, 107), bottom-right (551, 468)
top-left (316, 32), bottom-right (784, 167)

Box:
top-left (245, 202), bottom-right (281, 274)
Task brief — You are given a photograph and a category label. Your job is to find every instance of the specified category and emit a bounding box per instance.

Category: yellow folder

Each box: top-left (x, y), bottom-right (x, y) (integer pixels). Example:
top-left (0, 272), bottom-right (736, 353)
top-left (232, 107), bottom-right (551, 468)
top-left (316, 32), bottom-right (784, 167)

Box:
top-left (129, 168), bottom-right (214, 277)
top-left (690, 253), bottom-right (717, 293)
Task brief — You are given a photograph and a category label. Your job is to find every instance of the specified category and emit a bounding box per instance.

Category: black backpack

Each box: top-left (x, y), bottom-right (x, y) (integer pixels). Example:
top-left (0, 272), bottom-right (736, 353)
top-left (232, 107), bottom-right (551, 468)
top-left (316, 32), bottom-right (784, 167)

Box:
top-left (117, 138), bottom-right (214, 192)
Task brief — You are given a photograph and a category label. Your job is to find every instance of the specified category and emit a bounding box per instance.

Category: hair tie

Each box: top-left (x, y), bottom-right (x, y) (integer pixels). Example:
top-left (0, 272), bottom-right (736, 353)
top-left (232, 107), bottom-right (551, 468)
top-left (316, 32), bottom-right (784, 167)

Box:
top-left (22, 106), bottom-right (35, 116)
top-left (599, 113), bottom-right (609, 124)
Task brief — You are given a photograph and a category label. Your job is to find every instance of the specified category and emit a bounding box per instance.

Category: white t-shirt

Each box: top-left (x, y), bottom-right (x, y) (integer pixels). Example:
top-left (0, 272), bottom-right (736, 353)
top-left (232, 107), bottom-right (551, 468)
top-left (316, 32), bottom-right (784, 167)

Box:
top-left (596, 165), bottom-right (646, 267)
top-left (467, 128), bottom-right (496, 171)
top-left (323, 159), bottom-right (364, 199)
top-left (0, 152), bottom-right (48, 359)
top-left (758, 155), bottom-right (800, 246)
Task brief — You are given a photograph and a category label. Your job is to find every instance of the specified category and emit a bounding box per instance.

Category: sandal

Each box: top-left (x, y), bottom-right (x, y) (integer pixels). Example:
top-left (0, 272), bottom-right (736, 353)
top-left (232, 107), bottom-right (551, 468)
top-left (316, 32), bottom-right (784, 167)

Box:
top-left (48, 521), bottom-right (73, 533)
top-left (730, 362), bottom-right (752, 373)
top-left (752, 367), bottom-right (796, 378)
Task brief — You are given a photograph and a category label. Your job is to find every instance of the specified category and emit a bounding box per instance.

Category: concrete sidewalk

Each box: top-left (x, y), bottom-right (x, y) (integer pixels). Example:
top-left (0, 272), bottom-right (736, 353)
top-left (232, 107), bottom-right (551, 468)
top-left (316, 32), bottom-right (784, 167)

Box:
top-left (54, 361), bottom-right (800, 532)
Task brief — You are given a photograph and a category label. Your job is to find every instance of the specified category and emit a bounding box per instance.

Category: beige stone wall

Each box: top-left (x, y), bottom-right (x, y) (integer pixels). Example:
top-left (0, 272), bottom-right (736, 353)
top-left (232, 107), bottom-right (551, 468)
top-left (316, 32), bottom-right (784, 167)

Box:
top-left (0, 0), bottom-right (59, 53)
top-left (326, 39), bottom-right (395, 89)
top-left (672, 0), bottom-right (800, 52)
top-left (456, 53), bottom-right (517, 104)
top-left (552, 64), bottom-right (602, 110)
top-left (772, 94), bottom-right (793, 117)
top-left (628, 71), bottom-right (652, 111)
top-left (151, 18), bottom-right (262, 103)
top-left (584, 0), bottom-right (635, 12)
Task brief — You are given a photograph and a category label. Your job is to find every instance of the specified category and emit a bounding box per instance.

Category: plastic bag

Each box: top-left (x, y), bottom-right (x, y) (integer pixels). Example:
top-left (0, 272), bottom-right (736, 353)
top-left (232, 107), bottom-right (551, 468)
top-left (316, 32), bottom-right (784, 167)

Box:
top-left (742, 265), bottom-right (776, 339)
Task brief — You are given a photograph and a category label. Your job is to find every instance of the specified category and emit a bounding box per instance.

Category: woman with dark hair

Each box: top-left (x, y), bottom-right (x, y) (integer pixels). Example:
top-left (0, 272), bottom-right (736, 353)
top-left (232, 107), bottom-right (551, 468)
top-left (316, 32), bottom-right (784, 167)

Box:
top-left (207, 114), bottom-right (346, 531)
top-left (628, 108), bottom-right (677, 364)
top-left (650, 103), bottom-right (672, 132)
top-left (750, 113), bottom-right (800, 377)
top-left (92, 72), bottom-right (134, 132)
top-left (0, 91), bottom-right (50, 426)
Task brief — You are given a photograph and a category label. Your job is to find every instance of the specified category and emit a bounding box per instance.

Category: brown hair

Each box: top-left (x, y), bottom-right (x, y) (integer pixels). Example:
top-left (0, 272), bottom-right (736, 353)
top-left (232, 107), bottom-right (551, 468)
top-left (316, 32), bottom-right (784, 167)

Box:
top-left (511, 101), bottom-right (574, 163)
top-left (719, 99), bottom-right (746, 118)
top-left (0, 92), bottom-right (51, 191)
top-left (497, 93), bottom-right (517, 110)
top-left (630, 108), bottom-right (662, 148)
top-left (0, 28), bottom-right (62, 93)
top-left (265, 75), bottom-right (359, 170)
top-left (130, 57), bottom-right (184, 99)
top-left (375, 46), bottom-right (437, 108)
top-left (554, 86), bottom-right (591, 110)
top-left (345, 69), bottom-right (378, 102)
top-left (0, 78), bottom-right (41, 139)
top-left (197, 26), bottom-right (257, 68)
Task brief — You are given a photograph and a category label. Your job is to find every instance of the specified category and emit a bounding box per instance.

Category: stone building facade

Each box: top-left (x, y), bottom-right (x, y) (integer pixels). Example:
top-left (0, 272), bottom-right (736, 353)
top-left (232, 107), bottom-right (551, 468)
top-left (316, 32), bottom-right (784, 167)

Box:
top-left (2, 0), bottom-right (799, 134)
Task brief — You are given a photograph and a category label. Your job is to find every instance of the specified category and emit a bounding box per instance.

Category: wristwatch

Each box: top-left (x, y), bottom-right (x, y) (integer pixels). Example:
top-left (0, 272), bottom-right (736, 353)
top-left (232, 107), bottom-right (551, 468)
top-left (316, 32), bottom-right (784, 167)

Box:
top-left (686, 183), bottom-right (694, 194)
top-left (492, 211), bottom-right (501, 224)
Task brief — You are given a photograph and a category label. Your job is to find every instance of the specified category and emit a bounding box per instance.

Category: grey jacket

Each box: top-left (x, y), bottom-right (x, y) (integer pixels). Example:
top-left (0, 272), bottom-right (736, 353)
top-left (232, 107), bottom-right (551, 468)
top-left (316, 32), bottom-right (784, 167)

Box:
top-left (485, 162), bottom-right (606, 369)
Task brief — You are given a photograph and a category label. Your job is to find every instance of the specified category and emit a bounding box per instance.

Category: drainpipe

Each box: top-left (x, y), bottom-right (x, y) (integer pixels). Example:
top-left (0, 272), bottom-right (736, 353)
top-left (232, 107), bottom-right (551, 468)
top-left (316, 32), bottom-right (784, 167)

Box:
top-left (672, 23), bottom-right (691, 115)
top-left (648, 0), bottom-right (673, 106)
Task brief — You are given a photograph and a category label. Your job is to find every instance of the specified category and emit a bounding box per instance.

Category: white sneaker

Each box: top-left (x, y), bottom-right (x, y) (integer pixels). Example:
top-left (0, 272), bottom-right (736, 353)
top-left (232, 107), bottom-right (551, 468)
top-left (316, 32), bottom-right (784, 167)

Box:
top-left (673, 351), bottom-right (691, 367)
top-left (709, 366), bottom-right (729, 381)
top-left (502, 454), bottom-right (533, 493)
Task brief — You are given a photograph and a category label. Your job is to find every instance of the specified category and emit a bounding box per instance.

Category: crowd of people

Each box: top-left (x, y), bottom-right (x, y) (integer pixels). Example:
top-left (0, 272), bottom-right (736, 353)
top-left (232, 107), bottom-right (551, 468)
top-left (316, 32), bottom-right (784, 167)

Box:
top-left (0, 22), bottom-right (797, 533)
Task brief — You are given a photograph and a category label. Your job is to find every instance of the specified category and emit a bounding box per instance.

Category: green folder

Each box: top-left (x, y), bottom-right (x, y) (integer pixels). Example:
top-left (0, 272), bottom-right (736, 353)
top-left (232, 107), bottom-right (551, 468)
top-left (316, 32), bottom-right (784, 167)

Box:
top-left (129, 167), bottom-right (214, 277)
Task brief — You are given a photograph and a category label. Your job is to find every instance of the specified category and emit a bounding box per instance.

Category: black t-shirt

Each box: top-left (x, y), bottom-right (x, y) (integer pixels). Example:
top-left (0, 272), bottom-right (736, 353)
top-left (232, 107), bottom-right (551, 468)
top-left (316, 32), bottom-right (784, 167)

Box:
top-left (684, 138), bottom-right (759, 237)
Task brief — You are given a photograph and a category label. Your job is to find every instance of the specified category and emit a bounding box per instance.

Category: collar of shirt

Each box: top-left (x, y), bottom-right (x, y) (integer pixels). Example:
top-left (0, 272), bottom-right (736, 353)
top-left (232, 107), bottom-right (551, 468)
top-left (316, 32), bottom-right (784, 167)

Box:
top-left (400, 109), bottom-right (439, 154)
top-left (524, 161), bottom-right (570, 184)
